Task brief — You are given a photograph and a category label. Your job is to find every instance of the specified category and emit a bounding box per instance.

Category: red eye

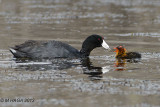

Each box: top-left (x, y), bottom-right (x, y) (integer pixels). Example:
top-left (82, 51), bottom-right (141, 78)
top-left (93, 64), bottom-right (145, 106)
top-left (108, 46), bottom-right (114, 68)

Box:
top-left (98, 38), bottom-right (101, 41)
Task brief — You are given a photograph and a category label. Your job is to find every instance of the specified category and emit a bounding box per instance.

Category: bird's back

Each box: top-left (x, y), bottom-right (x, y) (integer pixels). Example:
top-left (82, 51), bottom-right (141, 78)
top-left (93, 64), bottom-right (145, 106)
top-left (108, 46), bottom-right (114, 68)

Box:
top-left (126, 52), bottom-right (141, 59)
top-left (10, 40), bottom-right (80, 59)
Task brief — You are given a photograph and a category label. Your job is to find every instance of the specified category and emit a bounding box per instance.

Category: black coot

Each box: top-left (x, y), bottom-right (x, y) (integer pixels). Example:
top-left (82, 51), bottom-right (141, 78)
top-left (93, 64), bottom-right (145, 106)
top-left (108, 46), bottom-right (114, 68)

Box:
top-left (10, 34), bottom-right (110, 59)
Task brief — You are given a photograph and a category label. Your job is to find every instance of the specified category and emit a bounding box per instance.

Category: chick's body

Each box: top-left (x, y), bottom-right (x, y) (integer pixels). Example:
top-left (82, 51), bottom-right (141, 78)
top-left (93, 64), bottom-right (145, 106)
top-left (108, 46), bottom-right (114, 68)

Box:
top-left (114, 46), bottom-right (141, 59)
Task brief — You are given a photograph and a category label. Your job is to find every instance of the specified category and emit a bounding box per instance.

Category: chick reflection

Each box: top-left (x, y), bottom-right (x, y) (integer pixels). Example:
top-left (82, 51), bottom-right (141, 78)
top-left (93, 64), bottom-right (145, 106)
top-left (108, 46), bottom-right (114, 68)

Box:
top-left (115, 58), bottom-right (126, 71)
top-left (114, 58), bottom-right (141, 71)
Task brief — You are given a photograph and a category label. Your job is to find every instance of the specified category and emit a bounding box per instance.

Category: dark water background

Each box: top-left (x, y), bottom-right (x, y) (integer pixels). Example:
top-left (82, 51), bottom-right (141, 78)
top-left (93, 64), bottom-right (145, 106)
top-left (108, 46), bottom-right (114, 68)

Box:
top-left (0, 0), bottom-right (160, 107)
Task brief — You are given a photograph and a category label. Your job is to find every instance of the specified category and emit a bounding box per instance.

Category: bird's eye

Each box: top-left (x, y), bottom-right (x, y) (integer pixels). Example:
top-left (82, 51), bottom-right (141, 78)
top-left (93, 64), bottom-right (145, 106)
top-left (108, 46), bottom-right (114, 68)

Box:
top-left (98, 38), bottom-right (101, 41)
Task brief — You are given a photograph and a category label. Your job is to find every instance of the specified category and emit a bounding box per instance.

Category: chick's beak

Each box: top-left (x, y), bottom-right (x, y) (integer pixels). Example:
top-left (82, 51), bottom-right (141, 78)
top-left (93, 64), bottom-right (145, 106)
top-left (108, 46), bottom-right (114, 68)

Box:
top-left (102, 40), bottom-right (110, 50)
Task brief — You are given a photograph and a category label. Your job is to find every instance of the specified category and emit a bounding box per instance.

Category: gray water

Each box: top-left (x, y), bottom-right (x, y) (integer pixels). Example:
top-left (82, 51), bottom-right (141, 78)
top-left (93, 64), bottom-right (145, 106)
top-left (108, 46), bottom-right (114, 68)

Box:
top-left (0, 0), bottom-right (160, 107)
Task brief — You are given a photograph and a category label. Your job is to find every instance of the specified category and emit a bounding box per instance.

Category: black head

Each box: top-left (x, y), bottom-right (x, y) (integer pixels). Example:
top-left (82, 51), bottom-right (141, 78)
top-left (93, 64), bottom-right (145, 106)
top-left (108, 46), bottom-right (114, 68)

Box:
top-left (80, 34), bottom-right (110, 57)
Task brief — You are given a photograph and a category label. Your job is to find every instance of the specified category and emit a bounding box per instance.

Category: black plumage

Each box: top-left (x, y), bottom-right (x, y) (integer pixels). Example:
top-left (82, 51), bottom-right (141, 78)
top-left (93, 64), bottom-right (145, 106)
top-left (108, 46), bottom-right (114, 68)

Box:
top-left (10, 34), bottom-right (110, 59)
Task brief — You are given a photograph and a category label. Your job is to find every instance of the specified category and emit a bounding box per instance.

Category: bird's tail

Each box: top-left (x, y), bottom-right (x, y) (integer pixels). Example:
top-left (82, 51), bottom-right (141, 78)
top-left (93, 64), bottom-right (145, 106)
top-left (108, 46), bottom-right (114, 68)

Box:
top-left (9, 48), bottom-right (27, 58)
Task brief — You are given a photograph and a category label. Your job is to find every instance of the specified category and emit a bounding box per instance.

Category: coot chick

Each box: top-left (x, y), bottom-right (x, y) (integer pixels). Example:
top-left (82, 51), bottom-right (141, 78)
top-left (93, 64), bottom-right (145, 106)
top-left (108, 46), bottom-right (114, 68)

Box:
top-left (114, 46), bottom-right (141, 59)
top-left (10, 34), bottom-right (110, 59)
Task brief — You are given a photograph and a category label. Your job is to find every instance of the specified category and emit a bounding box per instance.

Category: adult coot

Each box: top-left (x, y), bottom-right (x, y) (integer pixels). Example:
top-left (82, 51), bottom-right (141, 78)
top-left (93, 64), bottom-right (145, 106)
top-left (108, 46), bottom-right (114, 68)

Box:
top-left (114, 45), bottom-right (141, 59)
top-left (10, 34), bottom-right (110, 59)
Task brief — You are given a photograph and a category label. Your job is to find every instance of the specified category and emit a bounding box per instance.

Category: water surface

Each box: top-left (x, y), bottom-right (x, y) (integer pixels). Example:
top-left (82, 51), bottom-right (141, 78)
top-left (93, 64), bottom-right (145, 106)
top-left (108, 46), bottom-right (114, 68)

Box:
top-left (0, 0), bottom-right (160, 107)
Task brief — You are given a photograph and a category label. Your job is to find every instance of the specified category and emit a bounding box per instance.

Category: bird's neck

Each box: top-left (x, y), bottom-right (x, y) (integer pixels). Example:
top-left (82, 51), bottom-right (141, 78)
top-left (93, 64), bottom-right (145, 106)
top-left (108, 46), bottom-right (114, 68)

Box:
top-left (80, 48), bottom-right (92, 57)
top-left (80, 41), bottom-right (96, 57)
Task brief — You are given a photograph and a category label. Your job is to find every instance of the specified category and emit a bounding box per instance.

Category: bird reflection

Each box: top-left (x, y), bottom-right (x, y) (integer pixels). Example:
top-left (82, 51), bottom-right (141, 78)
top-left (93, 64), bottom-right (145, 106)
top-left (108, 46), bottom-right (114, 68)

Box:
top-left (13, 58), bottom-right (110, 78)
top-left (114, 58), bottom-right (126, 71)
top-left (114, 58), bottom-right (141, 71)
top-left (14, 58), bottom-right (79, 71)
top-left (81, 58), bottom-right (110, 77)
